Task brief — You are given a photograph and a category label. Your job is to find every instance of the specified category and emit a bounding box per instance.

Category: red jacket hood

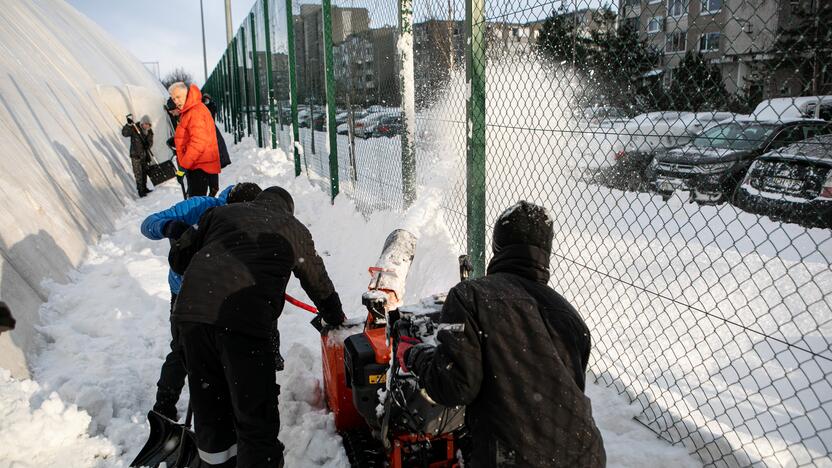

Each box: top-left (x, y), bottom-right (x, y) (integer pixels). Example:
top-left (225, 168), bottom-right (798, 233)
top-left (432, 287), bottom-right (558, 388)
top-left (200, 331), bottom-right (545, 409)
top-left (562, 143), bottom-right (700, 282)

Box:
top-left (180, 84), bottom-right (204, 114)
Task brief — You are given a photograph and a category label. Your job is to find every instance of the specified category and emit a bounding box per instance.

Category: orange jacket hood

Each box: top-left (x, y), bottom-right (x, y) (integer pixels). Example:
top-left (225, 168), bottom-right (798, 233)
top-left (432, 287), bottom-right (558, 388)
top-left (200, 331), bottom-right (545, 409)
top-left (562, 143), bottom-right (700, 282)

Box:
top-left (180, 84), bottom-right (204, 114)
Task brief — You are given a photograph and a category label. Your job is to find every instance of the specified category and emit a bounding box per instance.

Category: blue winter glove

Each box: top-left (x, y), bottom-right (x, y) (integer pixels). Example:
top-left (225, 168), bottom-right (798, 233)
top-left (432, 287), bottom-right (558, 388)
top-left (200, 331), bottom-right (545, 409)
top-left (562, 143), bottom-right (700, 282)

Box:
top-left (162, 220), bottom-right (190, 240)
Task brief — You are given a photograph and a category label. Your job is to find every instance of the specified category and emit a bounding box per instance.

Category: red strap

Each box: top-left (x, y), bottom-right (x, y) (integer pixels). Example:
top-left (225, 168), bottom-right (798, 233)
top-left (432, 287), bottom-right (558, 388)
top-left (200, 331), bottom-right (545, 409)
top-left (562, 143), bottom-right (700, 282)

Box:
top-left (284, 293), bottom-right (318, 314)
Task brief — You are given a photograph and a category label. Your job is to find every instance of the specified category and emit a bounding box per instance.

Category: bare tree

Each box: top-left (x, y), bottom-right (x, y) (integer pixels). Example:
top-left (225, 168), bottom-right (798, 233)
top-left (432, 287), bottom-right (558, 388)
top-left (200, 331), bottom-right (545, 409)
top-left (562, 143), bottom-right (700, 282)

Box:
top-left (161, 67), bottom-right (194, 88)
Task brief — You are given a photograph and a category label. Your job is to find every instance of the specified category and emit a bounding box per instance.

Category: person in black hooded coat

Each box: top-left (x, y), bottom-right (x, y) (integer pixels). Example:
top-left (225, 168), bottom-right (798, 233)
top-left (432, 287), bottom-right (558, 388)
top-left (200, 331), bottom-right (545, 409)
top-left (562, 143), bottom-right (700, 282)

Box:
top-left (400, 201), bottom-right (606, 468)
top-left (168, 186), bottom-right (345, 468)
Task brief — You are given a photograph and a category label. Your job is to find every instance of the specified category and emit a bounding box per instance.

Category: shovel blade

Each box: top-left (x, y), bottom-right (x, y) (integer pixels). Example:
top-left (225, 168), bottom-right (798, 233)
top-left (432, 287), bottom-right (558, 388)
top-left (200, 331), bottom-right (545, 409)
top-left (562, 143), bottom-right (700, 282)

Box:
top-left (130, 410), bottom-right (189, 467)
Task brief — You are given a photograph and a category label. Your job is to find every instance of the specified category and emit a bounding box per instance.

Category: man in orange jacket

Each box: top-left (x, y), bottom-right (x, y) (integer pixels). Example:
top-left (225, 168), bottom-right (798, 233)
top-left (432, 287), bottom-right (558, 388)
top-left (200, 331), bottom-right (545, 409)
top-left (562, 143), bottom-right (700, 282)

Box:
top-left (168, 82), bottom-right (221, 198)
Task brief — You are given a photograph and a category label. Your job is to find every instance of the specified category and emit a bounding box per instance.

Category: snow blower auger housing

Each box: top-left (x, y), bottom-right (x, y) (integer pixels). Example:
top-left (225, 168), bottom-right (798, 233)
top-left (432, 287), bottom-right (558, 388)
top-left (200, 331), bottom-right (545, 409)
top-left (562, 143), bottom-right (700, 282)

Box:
top-left (321, 230), bottom-right (466, 467)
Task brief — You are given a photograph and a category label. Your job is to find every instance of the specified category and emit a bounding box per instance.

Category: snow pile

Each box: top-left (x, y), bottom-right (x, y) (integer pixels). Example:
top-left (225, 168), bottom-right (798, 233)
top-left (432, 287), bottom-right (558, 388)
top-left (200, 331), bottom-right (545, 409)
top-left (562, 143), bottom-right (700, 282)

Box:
top-left (0, 369), bottom-right (116, 467)
top-left (0, 0), bottom-right (171, 377)
top-left (0, 132), bottom-right (699, 466)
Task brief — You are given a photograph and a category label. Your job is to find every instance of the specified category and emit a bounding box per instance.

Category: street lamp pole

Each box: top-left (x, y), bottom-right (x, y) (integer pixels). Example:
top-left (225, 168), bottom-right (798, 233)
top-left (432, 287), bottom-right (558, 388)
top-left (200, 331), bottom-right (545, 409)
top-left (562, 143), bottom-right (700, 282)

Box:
top-left (200, 0), bottom-right (208, 83)
top-left (225, 0), bottom-right (233, 44)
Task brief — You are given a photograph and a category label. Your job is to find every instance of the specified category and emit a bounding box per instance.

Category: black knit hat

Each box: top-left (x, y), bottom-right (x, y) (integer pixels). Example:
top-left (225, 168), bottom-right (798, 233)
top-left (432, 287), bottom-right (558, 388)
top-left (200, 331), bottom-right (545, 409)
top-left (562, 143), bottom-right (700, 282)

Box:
top-left (227, 182), bottom-right (262, 204)
top-left (492, 201), bottom-right (553, 253)
top-left (259, 186), bottom-right (295, 214)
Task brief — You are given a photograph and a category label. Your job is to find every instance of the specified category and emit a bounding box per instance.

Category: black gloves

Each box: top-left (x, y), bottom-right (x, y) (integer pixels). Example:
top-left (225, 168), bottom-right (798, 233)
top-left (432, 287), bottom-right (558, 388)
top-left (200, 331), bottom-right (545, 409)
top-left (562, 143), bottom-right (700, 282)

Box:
top-left (309, 293), bottom-right (347, 336)
top-left (126, 114), bottom-right (134, 125)
top-left (163, 220), bottom-right (190, 240)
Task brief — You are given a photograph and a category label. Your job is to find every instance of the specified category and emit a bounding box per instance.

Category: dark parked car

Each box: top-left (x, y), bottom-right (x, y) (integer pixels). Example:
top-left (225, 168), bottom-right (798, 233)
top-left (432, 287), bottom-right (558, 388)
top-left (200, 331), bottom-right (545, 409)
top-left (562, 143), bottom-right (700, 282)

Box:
top-left (650, 120), bottom-right (831, 203)
top-left (373, 115), bottom-right (402, 138)
top-left (734, 135), bottom-right (832, 228)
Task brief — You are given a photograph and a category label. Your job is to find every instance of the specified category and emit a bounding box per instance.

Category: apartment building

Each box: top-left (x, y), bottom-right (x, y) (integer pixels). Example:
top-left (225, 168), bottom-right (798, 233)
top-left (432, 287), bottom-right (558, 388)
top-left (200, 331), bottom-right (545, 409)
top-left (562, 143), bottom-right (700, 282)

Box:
top-left (619, 0), bottom-right (830, 98)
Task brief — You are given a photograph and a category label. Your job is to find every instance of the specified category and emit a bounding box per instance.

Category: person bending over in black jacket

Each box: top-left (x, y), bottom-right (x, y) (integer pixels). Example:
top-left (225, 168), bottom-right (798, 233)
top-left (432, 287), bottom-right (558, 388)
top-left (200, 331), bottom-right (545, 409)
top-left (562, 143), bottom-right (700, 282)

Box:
top-left (398, 201), bottom-right (606, 468)
top-left (169, 186), bottom-right (345, 468)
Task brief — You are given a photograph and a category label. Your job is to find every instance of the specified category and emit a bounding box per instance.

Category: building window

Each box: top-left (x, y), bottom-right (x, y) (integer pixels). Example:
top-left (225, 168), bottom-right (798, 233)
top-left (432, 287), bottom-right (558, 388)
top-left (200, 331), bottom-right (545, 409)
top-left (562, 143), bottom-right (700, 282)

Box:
top-left (647, 16), bottom-right (663, 34)
top-left (701, 0), bottom-right (721, 13)
top-left (699, 32), bottom-right (720, 52)
top-left (665, 31), bottom-right (687, 53)
top-left (667, 0), bottom-right (687, 17)
top-left (624, 0), bottom-right (640, 7)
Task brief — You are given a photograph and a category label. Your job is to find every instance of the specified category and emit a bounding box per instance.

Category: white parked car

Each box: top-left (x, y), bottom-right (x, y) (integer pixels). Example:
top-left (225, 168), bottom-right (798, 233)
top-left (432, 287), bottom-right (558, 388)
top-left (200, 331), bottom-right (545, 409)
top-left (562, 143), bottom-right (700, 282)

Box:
top-left (751, 96), bottom-right (832, 122)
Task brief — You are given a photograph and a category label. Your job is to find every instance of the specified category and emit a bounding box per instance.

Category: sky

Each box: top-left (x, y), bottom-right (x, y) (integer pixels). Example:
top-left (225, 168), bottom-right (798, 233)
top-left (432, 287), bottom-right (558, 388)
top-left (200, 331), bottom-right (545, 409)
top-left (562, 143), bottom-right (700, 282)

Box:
top-left (67, 0), bottom-right (258, 86)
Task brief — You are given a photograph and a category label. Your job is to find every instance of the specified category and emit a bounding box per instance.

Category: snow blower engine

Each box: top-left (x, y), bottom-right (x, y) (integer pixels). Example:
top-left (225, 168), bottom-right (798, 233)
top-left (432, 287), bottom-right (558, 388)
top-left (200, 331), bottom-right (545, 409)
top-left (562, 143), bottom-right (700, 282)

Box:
top-left (321, 230), bottom-right (468, 467)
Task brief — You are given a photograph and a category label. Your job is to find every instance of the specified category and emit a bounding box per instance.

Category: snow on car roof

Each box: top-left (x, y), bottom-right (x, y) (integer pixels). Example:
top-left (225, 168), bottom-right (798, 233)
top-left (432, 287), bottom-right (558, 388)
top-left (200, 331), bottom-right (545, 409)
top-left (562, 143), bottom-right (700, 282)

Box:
top-left (751, 96), bottom-right (832, 121)
top-left (725, 116), bottom-right (826, 125)
top-left (760, 134), bottom-right (832, 162)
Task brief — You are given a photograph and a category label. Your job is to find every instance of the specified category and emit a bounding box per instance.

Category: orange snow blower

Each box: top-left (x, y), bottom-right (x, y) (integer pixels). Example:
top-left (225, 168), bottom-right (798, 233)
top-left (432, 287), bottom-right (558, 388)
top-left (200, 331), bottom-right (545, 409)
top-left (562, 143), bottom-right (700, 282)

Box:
top-left (320, 230), bottom-right (467, 467)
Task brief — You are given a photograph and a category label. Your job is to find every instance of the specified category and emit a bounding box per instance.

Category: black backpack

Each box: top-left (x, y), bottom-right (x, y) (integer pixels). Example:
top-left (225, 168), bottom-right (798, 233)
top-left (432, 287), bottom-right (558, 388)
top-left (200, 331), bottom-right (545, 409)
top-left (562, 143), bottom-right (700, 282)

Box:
top-left (215, 126), bottom-right (231, 168)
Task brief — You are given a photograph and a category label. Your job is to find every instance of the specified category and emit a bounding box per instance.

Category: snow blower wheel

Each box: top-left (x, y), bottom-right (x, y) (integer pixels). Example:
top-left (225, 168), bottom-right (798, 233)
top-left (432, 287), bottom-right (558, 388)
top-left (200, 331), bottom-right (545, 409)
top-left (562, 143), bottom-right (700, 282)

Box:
top-left (341, 429), bottom-right (385, 467)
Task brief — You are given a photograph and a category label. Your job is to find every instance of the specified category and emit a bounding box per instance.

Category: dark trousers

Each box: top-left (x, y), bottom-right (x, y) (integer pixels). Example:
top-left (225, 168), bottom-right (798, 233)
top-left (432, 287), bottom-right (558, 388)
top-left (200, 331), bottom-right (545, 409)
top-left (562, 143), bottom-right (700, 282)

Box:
top-left (208, 173), bottom-right (219, 197)
top-left (185, 169), bottom-right (211, 198)
top-left (154, 294), bottom-right (188, 420)
top-left (131, 157), bottom-right (150, 195)
top-left (178, 322), bottom-right (284, 468)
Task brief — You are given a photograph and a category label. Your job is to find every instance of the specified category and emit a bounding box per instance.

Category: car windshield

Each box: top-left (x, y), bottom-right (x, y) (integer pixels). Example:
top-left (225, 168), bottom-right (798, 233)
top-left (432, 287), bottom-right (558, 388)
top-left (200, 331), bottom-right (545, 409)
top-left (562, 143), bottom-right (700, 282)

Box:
top-left (693, 123), bottom-right (776, 150)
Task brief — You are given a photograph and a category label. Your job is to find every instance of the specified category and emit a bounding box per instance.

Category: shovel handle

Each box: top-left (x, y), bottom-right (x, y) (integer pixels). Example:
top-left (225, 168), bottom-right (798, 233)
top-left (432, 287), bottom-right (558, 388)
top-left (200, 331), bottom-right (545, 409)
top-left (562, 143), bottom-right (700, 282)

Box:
top-left (284, 294), bottom-right (317, 314)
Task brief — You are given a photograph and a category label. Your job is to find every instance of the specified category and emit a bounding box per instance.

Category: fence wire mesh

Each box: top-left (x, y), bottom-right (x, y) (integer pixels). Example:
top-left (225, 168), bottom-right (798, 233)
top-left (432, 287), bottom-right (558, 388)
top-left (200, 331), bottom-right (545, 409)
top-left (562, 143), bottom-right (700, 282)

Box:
top-left (203, 0), bottom-right (832, 465)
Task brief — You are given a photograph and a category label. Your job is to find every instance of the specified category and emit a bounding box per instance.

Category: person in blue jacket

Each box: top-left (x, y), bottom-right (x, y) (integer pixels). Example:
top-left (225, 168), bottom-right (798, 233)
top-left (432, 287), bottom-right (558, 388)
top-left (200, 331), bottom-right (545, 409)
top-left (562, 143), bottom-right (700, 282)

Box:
top-left (140, 182), bottom-right (263, 421)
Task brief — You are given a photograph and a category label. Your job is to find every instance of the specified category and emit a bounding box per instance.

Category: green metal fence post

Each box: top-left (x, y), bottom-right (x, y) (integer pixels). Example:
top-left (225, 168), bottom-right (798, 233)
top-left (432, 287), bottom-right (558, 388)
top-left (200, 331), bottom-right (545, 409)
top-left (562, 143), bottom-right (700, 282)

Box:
top-left (399, 0), bottom-right (416, 208)
top-left (250, 12), bottom-right (264, 147)
top-left (286, 0), bottom-right (301, 176)
top-left (263, 0), bottom-right (278, 149)
top-left (231, 40), bottom-right (241, 143)
top-left (322, 0), bottom-right (339, 203)
top-left (241, 32), bottom-right (252, 137)
top-left (220, 57), bottom-right (227, 127)
top-left (224, 52), bottom-right (231, 133)
top-left (466, 0), bottom-right (486, 277)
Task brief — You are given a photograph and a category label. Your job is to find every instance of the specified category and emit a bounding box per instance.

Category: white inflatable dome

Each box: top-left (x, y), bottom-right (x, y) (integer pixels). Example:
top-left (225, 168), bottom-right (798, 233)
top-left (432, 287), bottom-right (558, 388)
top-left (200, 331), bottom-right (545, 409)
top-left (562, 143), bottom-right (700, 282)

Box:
top-left (0, 0), bottom-right (172, 377)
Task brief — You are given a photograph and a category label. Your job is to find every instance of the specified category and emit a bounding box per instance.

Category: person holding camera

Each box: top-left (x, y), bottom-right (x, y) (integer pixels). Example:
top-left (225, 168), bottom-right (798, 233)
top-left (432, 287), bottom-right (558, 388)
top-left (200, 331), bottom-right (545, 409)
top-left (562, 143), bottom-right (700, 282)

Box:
top-left (121, 114), bottom-right (154, 197)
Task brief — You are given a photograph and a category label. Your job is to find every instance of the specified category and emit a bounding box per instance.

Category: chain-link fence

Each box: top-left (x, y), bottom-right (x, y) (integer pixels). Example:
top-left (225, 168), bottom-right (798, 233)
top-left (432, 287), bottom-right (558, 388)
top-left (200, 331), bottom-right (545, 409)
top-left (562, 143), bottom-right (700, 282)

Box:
top-left (203, 0), bottom-right (832, 465)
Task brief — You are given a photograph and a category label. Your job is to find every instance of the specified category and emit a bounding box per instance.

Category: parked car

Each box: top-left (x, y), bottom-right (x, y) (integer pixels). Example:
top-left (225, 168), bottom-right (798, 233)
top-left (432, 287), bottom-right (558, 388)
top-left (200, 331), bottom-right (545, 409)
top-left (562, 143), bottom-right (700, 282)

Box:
top-left (650, 119), bottom-right (831, 203)
top-left (373, 115), bottom-right (402, 138)
top-left (733, 135), bottom-right (832, 228)
top-left (299, 111), bottom-right (324, 129)
top-left (355, 111), bottom-right (399, 138)
top-left (581, 105), bottom-right (628, 126)
top-left (751, 96), bottom-right (832, 121)
top-left (600, 112), bottom-right (736, 190)
top-left (335, 109), bottom-right (368, 127)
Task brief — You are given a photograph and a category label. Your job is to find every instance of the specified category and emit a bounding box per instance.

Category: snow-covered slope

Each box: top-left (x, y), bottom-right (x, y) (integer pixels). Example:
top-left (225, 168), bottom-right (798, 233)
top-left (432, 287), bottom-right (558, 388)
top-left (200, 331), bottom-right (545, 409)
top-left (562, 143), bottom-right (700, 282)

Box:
top-left (0, 0), bottom-right (171, 377)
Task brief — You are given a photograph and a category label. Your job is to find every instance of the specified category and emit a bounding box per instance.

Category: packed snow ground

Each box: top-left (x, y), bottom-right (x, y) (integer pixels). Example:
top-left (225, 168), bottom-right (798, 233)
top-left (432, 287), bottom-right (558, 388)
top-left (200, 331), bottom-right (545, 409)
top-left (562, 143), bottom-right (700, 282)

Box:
top-left (0, 134), bottom-right (697, 467)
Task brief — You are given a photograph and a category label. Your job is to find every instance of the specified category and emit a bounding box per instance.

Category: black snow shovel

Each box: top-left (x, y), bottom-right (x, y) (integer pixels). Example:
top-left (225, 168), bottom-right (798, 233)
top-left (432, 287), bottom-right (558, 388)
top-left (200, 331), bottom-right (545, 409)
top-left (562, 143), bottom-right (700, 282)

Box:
top-left (130, 405), bottom-right (200, 467)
